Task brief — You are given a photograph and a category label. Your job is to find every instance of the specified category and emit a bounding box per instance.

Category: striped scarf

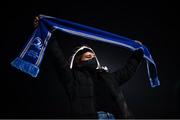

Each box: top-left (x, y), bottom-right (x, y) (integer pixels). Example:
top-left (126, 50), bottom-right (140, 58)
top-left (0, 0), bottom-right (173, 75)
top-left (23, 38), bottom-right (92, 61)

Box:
top-left (11, 14), bottom-right (160, 88)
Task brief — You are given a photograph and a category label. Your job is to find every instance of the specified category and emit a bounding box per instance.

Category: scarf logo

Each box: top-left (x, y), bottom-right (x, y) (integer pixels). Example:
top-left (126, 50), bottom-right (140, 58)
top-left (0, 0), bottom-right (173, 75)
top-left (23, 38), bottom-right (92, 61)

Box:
top-left (26, 37), bottom-right (42, 59)
top-left (33, 37), bottom-right (43, 50)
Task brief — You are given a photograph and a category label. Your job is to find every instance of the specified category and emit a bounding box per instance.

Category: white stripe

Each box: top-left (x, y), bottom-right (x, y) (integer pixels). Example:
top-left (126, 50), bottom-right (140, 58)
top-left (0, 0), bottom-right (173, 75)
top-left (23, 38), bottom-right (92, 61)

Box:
top-left (39, 14), bottom-right (56, 19)
top-left (54, 26), bottom-right (136, 50)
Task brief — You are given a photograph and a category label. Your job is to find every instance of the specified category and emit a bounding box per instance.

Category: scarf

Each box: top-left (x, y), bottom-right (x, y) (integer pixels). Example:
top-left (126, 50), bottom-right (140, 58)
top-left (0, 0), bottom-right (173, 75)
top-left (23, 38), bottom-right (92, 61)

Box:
top-left (11, 14), bottom-right (160, 87)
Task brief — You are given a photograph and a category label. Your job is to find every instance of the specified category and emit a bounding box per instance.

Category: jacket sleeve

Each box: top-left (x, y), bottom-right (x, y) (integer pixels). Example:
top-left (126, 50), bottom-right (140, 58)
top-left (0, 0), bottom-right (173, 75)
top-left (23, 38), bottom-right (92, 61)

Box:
top-left (48, 36), bottom-right (74, 85)
top-left (112, 49), bottom-right (144, 86)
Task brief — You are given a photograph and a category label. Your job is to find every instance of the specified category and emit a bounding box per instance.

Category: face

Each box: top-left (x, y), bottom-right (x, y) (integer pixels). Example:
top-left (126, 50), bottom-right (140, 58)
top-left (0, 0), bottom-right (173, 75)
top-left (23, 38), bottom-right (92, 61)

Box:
top-left (80, 51), bottom-right (95, 61)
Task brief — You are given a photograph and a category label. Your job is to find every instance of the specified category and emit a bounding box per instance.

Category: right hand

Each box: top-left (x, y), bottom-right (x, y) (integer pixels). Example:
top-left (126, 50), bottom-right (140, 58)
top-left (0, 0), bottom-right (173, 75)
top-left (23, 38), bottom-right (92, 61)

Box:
top-left (34, 16), bottom-right (40, 28)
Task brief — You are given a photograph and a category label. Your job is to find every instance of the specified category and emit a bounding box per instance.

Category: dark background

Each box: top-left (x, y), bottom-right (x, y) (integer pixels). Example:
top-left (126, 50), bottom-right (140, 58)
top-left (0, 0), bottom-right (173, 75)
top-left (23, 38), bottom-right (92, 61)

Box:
top-left (1, 0), bottom-right (179, 119)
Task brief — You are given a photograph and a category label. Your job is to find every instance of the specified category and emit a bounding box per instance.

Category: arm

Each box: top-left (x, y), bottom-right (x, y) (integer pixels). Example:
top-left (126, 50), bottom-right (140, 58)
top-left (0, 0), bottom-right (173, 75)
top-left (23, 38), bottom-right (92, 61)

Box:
top-left (112, 49), bottom-right (144, 86)
top-left (48, 35), bottom-right (74, 85)
top-left (34, 17), bottom-right (75, 96)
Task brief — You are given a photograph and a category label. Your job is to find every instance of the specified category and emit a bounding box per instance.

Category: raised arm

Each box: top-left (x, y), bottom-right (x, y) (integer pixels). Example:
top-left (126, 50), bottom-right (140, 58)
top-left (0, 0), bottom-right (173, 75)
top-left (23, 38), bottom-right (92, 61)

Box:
top-left (48, 35), bottom-right (74, 85)
top-left (112, 49), bottom-right (144, 86)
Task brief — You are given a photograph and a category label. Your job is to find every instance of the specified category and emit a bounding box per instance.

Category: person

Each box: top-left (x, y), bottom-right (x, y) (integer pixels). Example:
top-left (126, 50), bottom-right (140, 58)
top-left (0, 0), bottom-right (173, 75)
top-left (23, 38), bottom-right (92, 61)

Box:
top-left (34, 17), bottom-right (144, 119)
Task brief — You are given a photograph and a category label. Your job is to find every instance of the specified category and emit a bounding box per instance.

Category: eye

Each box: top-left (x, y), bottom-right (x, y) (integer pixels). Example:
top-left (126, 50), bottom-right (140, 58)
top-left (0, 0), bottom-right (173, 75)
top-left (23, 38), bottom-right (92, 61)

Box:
top-left (85, 54), bottom-right (92, 58)
top-left (83, 52), bottom-right (95, 59)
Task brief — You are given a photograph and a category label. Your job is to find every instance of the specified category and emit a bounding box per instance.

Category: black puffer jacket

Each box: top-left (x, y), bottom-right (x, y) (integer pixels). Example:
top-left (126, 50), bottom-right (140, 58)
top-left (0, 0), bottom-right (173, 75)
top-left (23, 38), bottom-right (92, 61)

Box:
top-left (48, 39), bottom-right (143, 119)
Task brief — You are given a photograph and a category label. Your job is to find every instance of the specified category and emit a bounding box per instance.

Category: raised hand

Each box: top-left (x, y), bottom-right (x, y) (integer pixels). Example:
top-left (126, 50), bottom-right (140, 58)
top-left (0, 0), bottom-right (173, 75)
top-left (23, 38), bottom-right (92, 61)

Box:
top-left (34, 16), bottom-right (40, 28)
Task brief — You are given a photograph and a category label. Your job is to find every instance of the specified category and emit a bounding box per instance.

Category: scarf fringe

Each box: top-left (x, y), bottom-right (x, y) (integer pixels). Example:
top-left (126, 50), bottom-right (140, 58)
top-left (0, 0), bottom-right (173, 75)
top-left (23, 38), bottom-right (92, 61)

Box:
top-left (11, 57), bottom-right (39, 77)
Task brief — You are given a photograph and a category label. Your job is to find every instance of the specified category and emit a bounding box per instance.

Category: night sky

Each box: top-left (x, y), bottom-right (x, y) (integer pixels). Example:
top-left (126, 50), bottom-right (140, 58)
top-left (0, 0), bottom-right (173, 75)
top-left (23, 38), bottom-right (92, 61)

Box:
top-left (1, 1), bottom-right (179, 119)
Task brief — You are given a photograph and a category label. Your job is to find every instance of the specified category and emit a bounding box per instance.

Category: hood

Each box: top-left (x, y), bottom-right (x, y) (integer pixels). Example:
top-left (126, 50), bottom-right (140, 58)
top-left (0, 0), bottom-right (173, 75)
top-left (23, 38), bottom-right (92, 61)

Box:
top-left (69, 46), bottom-right (108, 71)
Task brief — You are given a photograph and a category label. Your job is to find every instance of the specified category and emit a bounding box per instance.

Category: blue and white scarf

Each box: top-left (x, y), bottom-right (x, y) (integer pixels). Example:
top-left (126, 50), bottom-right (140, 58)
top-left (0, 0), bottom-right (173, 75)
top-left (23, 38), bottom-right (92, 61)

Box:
top-left (11, 14), bottom-right (160, 87)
